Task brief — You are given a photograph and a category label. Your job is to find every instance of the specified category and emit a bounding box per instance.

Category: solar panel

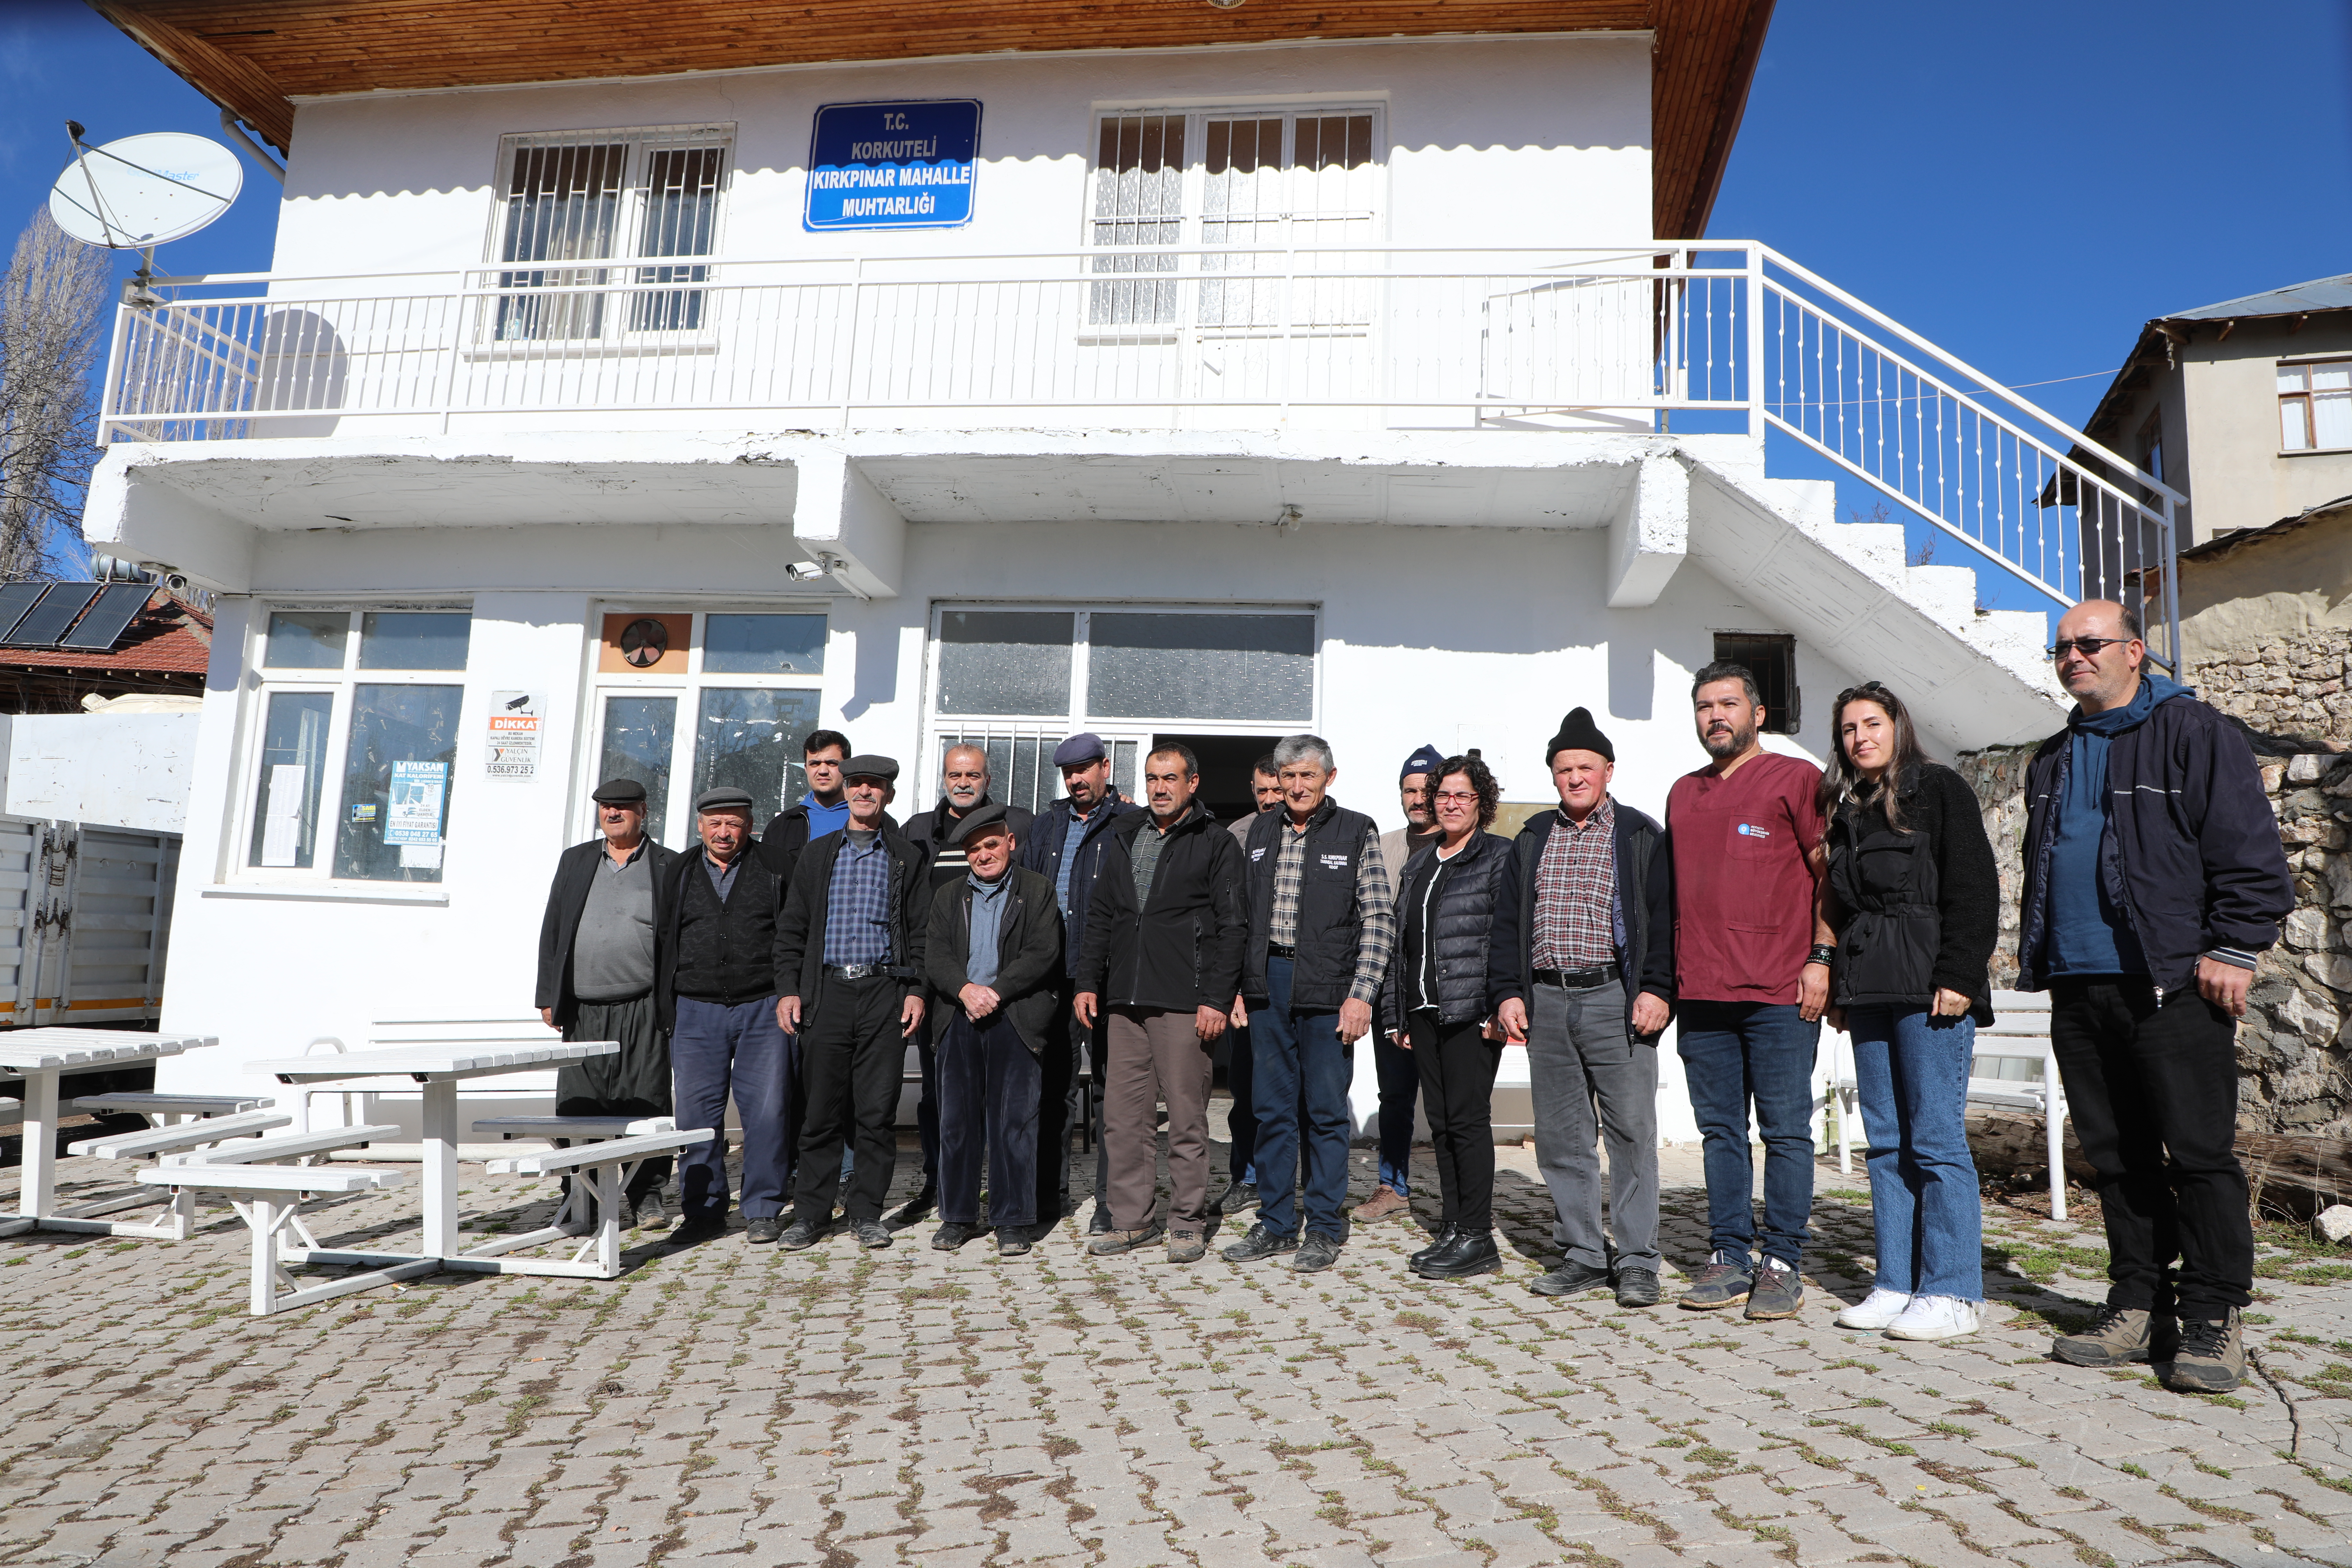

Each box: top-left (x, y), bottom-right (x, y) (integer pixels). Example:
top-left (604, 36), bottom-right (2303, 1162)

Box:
top-left (0, 582), bottom-right (48, 643)
top-left (3, 583), bottom-right (100, 648)
top-left (57, 582), bottom-right (156, 652)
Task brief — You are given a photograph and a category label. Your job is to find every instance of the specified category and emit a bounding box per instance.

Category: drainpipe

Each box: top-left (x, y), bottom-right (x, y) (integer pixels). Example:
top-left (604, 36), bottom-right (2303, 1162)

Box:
top-left (218, 109), bottom-right (286, 185)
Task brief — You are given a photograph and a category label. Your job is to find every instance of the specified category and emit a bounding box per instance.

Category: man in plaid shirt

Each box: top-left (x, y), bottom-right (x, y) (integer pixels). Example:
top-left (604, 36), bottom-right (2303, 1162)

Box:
top-left (1227, 735), bottom-right (1395, 1273)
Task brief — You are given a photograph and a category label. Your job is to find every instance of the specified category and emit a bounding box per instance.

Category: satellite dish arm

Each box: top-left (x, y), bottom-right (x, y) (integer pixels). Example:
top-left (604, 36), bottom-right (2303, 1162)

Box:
top-left (218, 110), bottom-right (286, 186)
top-left (63, 121), bottom-right (128, 247)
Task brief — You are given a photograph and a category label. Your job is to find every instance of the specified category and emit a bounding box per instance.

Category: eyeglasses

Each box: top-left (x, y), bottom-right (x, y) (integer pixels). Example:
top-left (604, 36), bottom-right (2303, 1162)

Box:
top-left (2048, 636), bottom-right (2130, 660)
top-left (1431, 790), bottom-right (1479, 805)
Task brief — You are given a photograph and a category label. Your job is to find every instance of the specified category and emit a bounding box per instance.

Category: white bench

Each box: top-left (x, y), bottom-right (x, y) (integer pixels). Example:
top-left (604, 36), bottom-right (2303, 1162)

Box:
top-left (132, 1124), bottom-right (414, 1315)
top-left (65, 1110), bottom-right (293, 1239)
top-left (474, 1127), bottom-right (712, 1278)
top-left (69, 1092), bottom-right (274, 1126)
top-left (1814, 990), bottom-right (2069, 1220)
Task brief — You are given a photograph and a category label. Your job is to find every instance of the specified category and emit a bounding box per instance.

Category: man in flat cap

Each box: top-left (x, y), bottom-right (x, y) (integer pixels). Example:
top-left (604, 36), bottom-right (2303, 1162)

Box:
top-left (1490, 708), bottom-right (1676, 1306)
top-left (536, 778), bottom-right (682, 1231)
top-left (775, 755), bottom-right (932, 1249)
top-left (896, 743), bottom-right (1037, 1228)
top-left (1018, 732), bottom-right (1139, 1232)
top-left (924, 803), bottom-right (1062, 1256)
top-left (659, 785), bottom-right (795, 1246)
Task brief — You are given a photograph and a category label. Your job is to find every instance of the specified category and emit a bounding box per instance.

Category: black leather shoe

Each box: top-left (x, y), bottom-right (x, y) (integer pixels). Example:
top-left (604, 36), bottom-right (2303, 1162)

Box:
top-left (1417, 1230), bottom-right (1502, 1279)
top-left (931, 1221), bottom-right (986, 1251)
top-left (1614, 1266), bottom-right (1663, 1307)
top-left (1212, 1181), bottom-right (1259, 1217)
top-left (1409, 1224), bottom-right (1461, 1271)
top-left (1527, 1259), bottom-right (1612, 1297)
top-left (777, 1218), bottom-right (826, 1250)
top-left (668, 1217), bottom-right (727, 1247)
top-left (854, 1220), bottom-right (894, 1249)
top-left (1086, 1207), bottom-right (1113, 1236)
top-left (744, 1217), bottom-right (784, 1245)
top-left (1221, 1223), bottom-right (1299, 1263)
top-left (887, 1186), bottom-right (937, 1229)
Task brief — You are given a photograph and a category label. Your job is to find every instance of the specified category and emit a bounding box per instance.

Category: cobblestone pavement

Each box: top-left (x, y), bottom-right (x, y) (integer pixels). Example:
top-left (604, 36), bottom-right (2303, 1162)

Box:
top-left (6, 1134), bottom-right (2352, 1568)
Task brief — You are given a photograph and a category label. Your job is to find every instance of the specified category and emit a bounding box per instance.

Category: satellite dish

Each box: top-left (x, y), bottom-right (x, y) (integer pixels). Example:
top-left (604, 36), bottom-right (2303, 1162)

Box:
top-left (50, 131), bottom-right (242, 250)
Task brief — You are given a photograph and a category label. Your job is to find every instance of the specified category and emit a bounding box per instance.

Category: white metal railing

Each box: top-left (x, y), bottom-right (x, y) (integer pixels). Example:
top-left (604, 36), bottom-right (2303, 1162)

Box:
top-left (99, 241), bottom-right (2183, 664)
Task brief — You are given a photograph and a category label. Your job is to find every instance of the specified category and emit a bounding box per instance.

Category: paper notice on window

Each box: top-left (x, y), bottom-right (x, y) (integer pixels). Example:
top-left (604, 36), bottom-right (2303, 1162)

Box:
top-left (399, 841), bottom-right (444, 869)
top-left (386, 760), bottom-right (448, 844)
top-left (486, 689), bottom-right (544, 780)
top-left (260, 763), bottom-right (307, 866)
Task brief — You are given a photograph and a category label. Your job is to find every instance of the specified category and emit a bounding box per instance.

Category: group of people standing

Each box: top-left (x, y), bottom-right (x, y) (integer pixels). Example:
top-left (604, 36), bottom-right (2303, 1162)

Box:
top-left (535, 597), bottom-right (2292, 1396)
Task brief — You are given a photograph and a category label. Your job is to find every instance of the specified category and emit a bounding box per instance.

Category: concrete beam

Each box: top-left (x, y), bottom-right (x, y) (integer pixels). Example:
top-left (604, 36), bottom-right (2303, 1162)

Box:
top-left (791, 450), bottom-right (906, 600)
top-left (1604, 454), bottom-right (1688, 608)
top-left (83, 452), bottom-right (258, 593)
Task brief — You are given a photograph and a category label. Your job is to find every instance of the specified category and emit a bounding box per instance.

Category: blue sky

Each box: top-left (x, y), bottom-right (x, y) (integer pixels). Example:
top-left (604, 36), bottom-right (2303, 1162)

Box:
top-left (2, 0), bottom-right (2347, 597)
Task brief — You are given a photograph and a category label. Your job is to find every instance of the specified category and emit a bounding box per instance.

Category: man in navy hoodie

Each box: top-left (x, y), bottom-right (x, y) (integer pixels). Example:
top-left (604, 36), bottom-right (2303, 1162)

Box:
top-left (2018, 600), bottom-right (2291, 1393)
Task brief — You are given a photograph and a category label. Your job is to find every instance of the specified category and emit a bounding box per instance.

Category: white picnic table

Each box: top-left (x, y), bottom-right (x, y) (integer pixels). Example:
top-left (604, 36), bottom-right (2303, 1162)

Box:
top-left (243, 1038), bottom-right (622, 1276)
top-left (0, 1028), bottom-right (218, 1239)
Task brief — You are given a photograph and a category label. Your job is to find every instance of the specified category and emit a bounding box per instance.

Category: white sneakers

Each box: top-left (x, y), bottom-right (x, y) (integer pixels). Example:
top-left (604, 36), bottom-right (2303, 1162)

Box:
top-left (1833, 1287), bottom-right (1911, 1330)
top-left (1883, 1295), bottom-right (1982, 1341)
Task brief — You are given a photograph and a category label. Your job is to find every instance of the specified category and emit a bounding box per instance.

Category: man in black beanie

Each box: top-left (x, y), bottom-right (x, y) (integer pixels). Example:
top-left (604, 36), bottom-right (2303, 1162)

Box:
top-left (1488, 707), bottom-right (1676, 1306)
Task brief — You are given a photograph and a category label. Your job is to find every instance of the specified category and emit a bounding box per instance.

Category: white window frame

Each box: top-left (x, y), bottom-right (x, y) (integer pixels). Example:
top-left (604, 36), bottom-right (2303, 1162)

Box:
top-left (479, 123), bottom-right (737, 355)
top-left (582, 603), bottom-right (831, 849)
top-left (918, 601), bottom-right (1321, 815)
top-left (1082, 102), bottom-right (1387, 251)
top-left (231, 603), bottom-right (473, 888)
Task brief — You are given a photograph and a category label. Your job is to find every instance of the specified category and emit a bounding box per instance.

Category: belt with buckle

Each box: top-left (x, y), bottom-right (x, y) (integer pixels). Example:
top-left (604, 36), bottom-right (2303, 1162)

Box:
top-left (1267, 942), bottom-right (1298, 959)
top-left (825, 962), bottom-right (887, 980)
top-left (1533, 962), bottom-right (1618, 988)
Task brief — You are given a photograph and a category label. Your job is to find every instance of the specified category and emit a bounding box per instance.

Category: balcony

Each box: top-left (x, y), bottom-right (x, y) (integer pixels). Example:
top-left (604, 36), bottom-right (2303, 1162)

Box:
top-left (101, 243), bottom-right (2182, 659)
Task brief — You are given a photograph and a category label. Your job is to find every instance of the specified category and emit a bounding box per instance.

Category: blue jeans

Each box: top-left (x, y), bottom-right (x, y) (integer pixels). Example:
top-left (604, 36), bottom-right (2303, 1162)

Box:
top-left (1249, 955), bottom-right (1354, 1240)
top-left (1847, 1004), bottom-right (1982, 1300)
top-left (1225, 1019), bottom-right (1257, 1186)
top-left (673, 996), bottom-right (795, 1222)
top-left (1370, 1027), bottom-right (1417, 1197)
top-left (1677, 1000), bottom-right (1820, 1269)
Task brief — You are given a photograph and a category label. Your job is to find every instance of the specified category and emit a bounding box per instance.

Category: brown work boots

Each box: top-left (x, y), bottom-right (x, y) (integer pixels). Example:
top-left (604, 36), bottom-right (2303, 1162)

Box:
top-left (2052, 1303), bottom-right (2245, 1393)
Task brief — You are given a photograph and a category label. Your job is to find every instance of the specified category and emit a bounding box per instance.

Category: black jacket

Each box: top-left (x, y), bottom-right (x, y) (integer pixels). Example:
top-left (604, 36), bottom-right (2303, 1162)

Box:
top-left (657, 849), bottom-right (790, 1027)
top-left (924, 865), bottom-right (1065, 1055)
top-left (1075, 803), bottom-right (1248, 1013)
top-left (1382, 829), bottom-right (1509, 1036)
top-left (1825, 764), bottom-right (1999, 1024)
top-left (1018, 794), bottom-right (1141, 976)
top-left (1241, 798), bottom-right (1381, 1011)
top-left (773, 819), bottom-right (932, 1019)
top-left (753, 798), bottom-right (884, 886)
top-left (534, 838), bottom-right (681, 1029)
top-left (1486, 800), bottom-right (1675, 1040)
top-left (2016, 687), bottom-right (2293, 994)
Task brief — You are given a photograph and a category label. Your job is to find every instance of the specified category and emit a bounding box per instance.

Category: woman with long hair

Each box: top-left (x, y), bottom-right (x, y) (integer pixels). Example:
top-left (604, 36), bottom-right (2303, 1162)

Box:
top-left (1381, 752), bottom-right (1512, 1280)
top-left (1819, 681), bottom-right (2000, 1341)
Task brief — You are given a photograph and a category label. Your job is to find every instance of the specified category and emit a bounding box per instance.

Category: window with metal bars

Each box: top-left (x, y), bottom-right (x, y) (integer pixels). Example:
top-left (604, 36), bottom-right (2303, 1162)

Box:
top-left (1088, 107), bottom-right (1381, 328)
top-left (490, 126), bottom-right (732, 342)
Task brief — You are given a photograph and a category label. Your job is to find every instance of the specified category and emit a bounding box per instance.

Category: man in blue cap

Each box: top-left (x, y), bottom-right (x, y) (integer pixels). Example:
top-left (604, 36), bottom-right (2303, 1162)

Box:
top-left (1357, 742), bottom-right (1447, 1225)
top-left (1018, 732), bottom-right (1139, 1232)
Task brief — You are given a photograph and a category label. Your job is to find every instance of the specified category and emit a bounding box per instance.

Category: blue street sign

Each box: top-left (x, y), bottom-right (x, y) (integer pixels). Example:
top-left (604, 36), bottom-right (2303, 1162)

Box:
top-left (805, 99), bottom-right (981, 232)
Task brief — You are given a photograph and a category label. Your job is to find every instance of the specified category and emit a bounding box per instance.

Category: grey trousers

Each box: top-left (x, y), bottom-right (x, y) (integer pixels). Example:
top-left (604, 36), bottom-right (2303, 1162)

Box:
top-left (1102, 1007), bottom-right (1216, 1233)
top-left (1527, 980), bottom-right (1660, 1271)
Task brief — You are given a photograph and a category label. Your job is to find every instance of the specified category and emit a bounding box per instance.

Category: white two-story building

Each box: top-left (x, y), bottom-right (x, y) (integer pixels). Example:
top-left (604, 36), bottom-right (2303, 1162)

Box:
top-left (86, 0), bottom-right (2175, 1137)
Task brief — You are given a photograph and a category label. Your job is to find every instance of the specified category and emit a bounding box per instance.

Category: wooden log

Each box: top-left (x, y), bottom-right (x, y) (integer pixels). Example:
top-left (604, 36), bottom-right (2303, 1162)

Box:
top-left (1966, 1107), bottom-right (2352, 1217)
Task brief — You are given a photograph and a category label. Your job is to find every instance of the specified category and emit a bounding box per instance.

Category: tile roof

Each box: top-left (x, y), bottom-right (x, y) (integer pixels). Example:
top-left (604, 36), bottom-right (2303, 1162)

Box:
top-left (0, 590), bottom-right (212, 677)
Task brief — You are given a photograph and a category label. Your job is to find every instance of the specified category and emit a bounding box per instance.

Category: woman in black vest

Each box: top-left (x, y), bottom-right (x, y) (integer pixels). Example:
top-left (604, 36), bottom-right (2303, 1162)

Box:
top-left (1382, 754), bottom-right (1511, 1280)
top-left (1818, 682), bottom-right (1998, 1343)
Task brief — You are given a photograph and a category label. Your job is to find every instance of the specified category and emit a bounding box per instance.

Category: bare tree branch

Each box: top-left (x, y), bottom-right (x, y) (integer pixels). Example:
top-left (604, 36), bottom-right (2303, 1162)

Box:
top-left (0, 210), bottom-right (113, 580)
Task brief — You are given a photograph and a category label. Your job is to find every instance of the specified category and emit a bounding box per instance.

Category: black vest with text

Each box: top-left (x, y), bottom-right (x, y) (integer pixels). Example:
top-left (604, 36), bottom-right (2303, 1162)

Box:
top-left (1244, 799), bottom-right (1376, 1012)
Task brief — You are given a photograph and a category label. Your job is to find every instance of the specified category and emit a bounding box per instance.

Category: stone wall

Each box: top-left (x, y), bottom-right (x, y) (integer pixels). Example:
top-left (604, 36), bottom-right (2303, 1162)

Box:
top-left (1953, 743), bottom-right (2352, 1140)
top-left (2189, 625), bottom-right (2352, 744)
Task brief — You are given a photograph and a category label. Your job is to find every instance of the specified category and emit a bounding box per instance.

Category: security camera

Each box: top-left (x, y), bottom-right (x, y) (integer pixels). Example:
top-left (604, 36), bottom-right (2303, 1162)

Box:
top-left (784, 561), bottom-right (829, 582)
top-left (162, 573), bottom-right (190, 592)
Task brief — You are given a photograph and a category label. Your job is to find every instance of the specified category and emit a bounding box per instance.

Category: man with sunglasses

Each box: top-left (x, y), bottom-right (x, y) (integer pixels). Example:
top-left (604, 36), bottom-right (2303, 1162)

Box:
top-left (2020, 600), bottom-right (2291, 1393)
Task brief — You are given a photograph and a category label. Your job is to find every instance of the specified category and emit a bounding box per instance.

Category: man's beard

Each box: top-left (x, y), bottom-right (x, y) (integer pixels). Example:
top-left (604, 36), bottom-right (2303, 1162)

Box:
top-left (1701, 721), bottom-right (1754, 759)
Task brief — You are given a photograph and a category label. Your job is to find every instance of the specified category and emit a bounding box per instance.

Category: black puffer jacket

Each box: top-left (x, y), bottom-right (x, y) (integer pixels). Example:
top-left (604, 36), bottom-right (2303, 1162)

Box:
top-left (1825, 763), bottom-right (1999, 1025)
top-left (1075, 802), bottom-right (1247, 1013)
top-left (1382, 830), bottom-right (1508, 1035)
